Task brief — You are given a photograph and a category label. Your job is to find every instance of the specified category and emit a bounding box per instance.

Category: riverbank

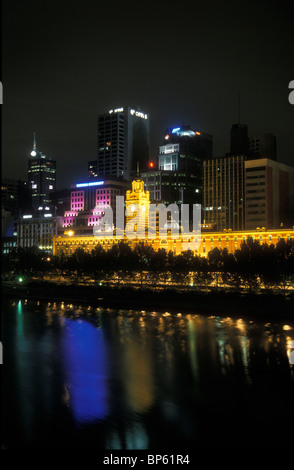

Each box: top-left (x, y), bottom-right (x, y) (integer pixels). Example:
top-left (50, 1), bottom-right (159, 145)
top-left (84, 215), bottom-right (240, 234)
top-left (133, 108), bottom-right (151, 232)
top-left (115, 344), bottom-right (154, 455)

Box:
top-left (2, 280), bottom-right (294, 320)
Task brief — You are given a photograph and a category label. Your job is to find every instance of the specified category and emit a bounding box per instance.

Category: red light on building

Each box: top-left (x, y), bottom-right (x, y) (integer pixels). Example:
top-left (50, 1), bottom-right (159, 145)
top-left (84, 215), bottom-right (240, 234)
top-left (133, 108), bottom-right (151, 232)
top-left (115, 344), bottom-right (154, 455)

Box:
top-left (196, 131), bottom-right (201, 135)
top-left (149, 161), bottom-right (154, 168)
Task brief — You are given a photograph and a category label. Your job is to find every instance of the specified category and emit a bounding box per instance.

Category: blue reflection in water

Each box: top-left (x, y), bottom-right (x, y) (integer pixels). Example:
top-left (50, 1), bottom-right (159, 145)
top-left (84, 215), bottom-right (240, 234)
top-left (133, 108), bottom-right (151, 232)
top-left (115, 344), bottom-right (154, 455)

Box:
top-left (61, 318), bottom-right (108, 424)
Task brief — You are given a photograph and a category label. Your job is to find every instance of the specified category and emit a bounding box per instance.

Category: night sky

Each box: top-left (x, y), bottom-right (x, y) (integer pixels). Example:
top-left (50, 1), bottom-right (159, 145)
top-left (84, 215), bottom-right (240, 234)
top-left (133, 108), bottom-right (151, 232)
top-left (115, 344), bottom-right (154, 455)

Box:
top-left (2, 0), bottom-right (294, 189)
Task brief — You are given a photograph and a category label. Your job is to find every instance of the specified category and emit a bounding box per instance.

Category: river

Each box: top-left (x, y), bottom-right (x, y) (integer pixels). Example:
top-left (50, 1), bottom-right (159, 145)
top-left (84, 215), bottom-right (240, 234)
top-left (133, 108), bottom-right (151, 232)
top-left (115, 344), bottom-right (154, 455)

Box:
top-left (1, 297), bottom-right (294, 449)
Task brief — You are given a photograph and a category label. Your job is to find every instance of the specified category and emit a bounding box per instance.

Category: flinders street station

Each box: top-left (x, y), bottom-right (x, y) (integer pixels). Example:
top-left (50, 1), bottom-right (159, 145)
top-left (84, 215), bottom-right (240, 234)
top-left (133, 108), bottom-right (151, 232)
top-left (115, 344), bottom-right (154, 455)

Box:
top-left (53, 176), bottom-right (294, 258)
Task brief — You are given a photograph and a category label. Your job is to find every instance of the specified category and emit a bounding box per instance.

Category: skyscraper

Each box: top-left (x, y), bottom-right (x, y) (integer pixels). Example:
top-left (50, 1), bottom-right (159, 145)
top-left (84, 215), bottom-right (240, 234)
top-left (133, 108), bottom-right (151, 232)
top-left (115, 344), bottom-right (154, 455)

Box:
top-left (203, 122), bottom-right (248, 231)
top-left (142, 125), bottom-right (212, 206)
top-left (203, 124), bottom-right (284, 231)
top-left (97, 106), bottom-right (150, 180)
top-left (28, 134), bottom-right (56, 210)
top-left (203, 155), bottom-right (245, 231)
top-left (230, 123), bottom-right (249, 155)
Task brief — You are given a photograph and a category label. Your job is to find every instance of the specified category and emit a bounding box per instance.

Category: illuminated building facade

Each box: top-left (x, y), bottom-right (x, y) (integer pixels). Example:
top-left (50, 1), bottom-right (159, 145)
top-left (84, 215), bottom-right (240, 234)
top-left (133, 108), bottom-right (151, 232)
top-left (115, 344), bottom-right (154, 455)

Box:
top-left (125, 178), bottom-right (150, 236)
top-left (17, 213), bottom-right (63, 253)
top-left (60, 179), bottom-right (130, 236)
top-left (28, 135), bottom-right (56, 210)
top-left (245, 158), bottom-right (294, 229)
top-left (53, 226), bottom-right (294, 258)
top-left (203, 155), bottom-right (245, 231)
top-left (53, 176), bottom-right (294, 257)
top-left (97, 107), bottom-right (150, 180)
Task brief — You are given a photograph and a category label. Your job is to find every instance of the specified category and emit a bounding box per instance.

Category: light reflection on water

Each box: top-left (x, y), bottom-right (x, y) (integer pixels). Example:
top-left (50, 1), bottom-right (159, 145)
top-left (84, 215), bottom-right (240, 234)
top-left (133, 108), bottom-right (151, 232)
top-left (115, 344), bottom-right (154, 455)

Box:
top-left (2, 298), bottom-right (294, 449)
top-left (61, 318), bottom-right (108, 424)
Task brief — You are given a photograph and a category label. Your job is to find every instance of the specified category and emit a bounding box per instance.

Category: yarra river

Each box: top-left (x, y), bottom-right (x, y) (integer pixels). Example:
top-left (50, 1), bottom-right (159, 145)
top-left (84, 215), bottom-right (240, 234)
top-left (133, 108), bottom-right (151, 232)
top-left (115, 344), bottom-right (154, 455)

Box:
top-left (1, 297), bottom-right (294, 449)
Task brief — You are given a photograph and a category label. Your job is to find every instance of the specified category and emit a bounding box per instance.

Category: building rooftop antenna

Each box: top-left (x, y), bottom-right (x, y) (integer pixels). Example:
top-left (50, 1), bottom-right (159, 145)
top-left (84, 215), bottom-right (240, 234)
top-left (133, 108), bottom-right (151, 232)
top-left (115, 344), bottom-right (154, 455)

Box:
top-left (33, 131), bottom-right (37, 152)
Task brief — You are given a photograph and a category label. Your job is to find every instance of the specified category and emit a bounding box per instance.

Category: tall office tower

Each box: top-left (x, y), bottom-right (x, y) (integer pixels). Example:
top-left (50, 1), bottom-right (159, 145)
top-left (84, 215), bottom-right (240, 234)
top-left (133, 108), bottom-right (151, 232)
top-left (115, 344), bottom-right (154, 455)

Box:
top-left (142, 125), bottom-right (212, 207)
top-left (245, 159), bottom-right (294, 229)
top-left (203, 155), bottom-right (245, 231)
top-left (28, 134), bottom-right (56, 210)
top-left (230, 123), bottom-right (249, 155)
top-left (248, 133), bottom-right (277, 160)
top-left (97, 106), bottom-right (150, 180)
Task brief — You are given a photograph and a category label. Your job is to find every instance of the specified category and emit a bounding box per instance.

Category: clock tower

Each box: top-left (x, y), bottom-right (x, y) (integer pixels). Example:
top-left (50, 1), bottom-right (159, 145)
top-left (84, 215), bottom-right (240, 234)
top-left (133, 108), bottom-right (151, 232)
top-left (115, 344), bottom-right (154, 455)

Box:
top-left (125, 178), bottom-right (150, 238)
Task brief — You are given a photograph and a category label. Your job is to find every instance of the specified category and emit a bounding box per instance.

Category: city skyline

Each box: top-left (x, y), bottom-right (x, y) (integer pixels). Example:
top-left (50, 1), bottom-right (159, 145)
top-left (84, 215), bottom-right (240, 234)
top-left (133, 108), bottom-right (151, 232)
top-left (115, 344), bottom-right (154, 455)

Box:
top-left (2, 2), bottom-right (294, 455)
top-left (2, 0), bottom-right (294, 188)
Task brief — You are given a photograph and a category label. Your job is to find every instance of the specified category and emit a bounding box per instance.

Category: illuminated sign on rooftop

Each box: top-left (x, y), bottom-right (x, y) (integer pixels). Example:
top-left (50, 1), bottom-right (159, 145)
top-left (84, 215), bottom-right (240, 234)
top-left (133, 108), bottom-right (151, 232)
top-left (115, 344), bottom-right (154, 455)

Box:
top-left (130, 109), bottom-right (148, 119)
top-left (170, 127), bottom-right (200, 137)
top-left (109, 108), bottom-right (124, 114)
top-left (109, 107), bottom-right (148, 119)
top-left (76, 181), bottom-right (104, 188)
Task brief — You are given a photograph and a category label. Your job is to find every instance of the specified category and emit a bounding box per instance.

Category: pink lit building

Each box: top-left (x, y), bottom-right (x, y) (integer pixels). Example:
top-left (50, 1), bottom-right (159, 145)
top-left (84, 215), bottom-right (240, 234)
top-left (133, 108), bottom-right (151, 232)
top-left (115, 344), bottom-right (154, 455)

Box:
top-left (59, 179), bottom-right (130, 236)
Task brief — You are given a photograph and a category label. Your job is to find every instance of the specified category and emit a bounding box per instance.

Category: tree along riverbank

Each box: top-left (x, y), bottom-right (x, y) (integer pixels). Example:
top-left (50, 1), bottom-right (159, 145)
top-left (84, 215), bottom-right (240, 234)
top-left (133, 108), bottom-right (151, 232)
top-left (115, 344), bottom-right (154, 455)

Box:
top-left (2, 280), bottom-right (294, 320)
top-left (3, 240), bottom-right (294, 294)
